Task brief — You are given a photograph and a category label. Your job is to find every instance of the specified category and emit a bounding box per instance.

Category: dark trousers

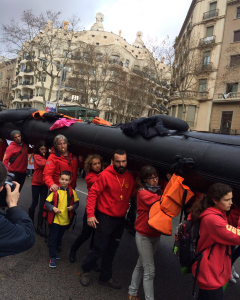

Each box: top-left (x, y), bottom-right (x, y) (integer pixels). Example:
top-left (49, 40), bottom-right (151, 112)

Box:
top-left (197, 287), bottom-right (223, 300)
top-left (12, 172), bottom-right (26, 192)
top-left (71, 208), bottom-right (95, 252)
top-left (126, 196), bottom-right (137, 226)
top-left (82, 211), bottom-right (125, 281)
top-left (48, 223), bottom-right (67, 258)
top-left (30, 185), bottom-right (48, 214)
top-left (231, 245), bottom-right (240, 265)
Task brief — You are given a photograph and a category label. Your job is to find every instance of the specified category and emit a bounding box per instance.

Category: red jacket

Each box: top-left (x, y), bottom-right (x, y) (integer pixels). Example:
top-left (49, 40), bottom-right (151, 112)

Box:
top-left (0, 139), bottom-right (7, 162)
top-left (86, 165), bottom-right (135, 218)
top-left (85, 172), bottom-right (99, 192)
top-left (228, 206), bottom-right (240, 228)
top-left (43, 148), bottom-right (79, 189)
top-left (32, 154), bottom-right (47, 186)
top-left (192, 207), bottom-right (240, 290)
top-left (3, 142), bottom-right (30, 173)
top-left (135, 189), bottom-right (161, 237)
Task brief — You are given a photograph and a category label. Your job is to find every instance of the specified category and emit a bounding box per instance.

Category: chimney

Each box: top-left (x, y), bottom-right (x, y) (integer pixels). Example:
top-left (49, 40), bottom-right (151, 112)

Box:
top-left (119, 30), bottom-right (121, 37)
top-left (64, 21), bottom-right (69, 30)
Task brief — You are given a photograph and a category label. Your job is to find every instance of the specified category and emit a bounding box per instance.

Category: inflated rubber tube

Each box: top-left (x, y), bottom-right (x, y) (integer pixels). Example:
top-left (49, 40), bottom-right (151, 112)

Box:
top-left (149, 114), bottom-right (189, 131)
top-left (0, 107), bottom-right (38, 123)
top-left (0, 117), bottom-right (240, 203)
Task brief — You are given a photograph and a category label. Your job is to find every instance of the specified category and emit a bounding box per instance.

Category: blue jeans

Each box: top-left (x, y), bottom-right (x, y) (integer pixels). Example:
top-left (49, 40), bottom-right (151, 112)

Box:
top-left (128, 232), bottom-right (160, 300)
top-left (48, 223), bottom-right (67, 258)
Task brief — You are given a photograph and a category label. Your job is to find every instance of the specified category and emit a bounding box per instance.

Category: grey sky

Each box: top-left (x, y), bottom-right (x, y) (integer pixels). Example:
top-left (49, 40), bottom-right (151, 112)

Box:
top-left (0, 0), bottom-right (192, 54)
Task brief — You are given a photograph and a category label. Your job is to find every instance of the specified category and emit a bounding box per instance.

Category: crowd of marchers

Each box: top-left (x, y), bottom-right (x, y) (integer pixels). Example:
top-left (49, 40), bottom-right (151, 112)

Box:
top-left (1, 131), bottom-right (240, 300)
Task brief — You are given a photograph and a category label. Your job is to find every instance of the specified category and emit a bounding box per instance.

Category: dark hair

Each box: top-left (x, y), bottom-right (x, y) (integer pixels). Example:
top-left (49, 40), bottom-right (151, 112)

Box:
top-left (136, 165), bottom-right (158, 191)
top-left (191, 183), bottom-right (232, 222)
top-left (0, 162), bottom-right (7, 187)
top-left (34, 140), bottom-right (49, 158)
top-left (84, 154), bottom-right (103, 174)
top-left (112, 149), bottom-right (127, 160)
top-left (61, 170), bottom-right (71, 179)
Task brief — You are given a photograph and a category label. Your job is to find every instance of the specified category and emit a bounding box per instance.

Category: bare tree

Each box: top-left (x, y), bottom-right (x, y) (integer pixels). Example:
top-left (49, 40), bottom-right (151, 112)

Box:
top-left (1, 10), bottom-right (83, 108)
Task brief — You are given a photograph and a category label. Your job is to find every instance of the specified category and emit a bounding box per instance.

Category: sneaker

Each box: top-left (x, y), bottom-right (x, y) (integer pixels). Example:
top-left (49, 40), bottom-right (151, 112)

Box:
top-left (230, 273), bottom-right (237, 284)
top-left (98, 278), bottom-right (121, 289)
top-left (79, 272), bottom-right (90, 287)
top-left (49, 258), bottom-right (56, 268)
top-left (55, 253), bottom-right (60, 260)
top-left (127, 294), bottom-right (141, 300)
top-left (232, 266), bottom-right (239, 279)
top-left (69, 250), bottom-right (76, 263)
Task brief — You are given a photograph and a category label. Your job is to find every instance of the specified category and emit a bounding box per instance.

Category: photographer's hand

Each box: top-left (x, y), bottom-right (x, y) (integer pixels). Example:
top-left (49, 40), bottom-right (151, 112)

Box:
top-left (6, 181), bottom-right (20, 208)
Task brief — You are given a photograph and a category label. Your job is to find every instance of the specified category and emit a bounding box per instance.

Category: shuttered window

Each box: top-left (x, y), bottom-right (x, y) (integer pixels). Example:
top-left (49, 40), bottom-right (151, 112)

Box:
top-left (172, 105), bottom-right (176, 117)
top-left (230, 55), bottom-right (240, 67)
top-left (186, 106), bottom-right (196, 127)
top-left (210, 2), bottom-right (217, 11)
top-left (206, 26), bottom-right (214, 37)
top-left (199, 79), bottom-right (207, 92)
top-left (234, 30), bottom-right (240, 42)
top-left (237, 7), bottom-right (240, 18)
top-left (177, 105), bottom-right (183, 119)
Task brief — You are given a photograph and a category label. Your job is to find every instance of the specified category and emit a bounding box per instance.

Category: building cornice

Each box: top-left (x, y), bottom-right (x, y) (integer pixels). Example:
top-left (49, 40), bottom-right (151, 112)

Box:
top-left (227, 0), bottom-right (240, 5)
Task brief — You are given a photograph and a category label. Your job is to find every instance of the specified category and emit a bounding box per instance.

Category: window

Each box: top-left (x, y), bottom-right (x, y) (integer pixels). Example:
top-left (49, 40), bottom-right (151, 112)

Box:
top-left (105, 112), bottom-right (113, 123)
top-left (233, 30), bottom-right (240, 42)
top-left (38, 73), bottom-right (46, 82)
top-left (43, 47), bottom-right (50, 54)
top-left (230, 55), bottom-right (240, 67)
top-left (237, 7), bottom-right (240, 18)
top-left (21, 64), bottom-right (25, 71)
top-left (36, 87), bottom-right (43, 96)
top-left (199, 79), bottom-right (207, 92)
top-left (63, 50), bottom-right (71, 58)
top-left (172, 105), bottom-right (176, 117)
top-left (0, 72), bottom-right (3, 79)
top-left (134, 65), bottom-right (139, 70)
top-left (65, 65), bottom-right (72, 72)
top-left (40, 61), bottom-right (47, 68)
top-left (106, 98), bottom-right (112, 106)
top-left (83, 53), bottom-right (90, 61)
top-left (96, 54), bottom-right (102, 62)
top-left (206, 26), bottom-right (214, 37)
top-left (125, 60), bottom-right (129, 68)
top-left (71, 95), bottom-right (79, 102)
top-left (220, 111), bottom-right (233, 134)
top-left (186, 105), bottom-right (196, 127)
top-left (209, 2), bottom-right (217, 11)
top-left (56, 77), bottom-right (60, 85)
top-left (203, 51), bottom-right (211, 65)
top-left (177, 105), bottom-right (183, 119)
top-left (226, 83), bottom-right (238, 97)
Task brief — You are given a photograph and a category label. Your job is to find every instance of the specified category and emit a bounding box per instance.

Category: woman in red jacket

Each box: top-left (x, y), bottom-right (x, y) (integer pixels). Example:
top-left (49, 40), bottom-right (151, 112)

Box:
top-left (128, 165), bottom-right (162, 300)
top-left (28, 141), bottom-right (49, 236)
top-left (69, 154), bottom-right (103, 264)
top-left (190, 183), bottom-right (240, 300)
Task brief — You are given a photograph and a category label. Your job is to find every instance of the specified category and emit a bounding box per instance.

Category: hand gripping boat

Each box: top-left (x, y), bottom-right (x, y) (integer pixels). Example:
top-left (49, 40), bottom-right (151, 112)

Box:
top-left (0, 108), bottom-right (240, 202)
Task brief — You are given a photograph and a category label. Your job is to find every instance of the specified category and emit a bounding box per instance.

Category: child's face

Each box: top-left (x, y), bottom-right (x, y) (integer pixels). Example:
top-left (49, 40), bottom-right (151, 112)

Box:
top-left (39, 146), bottom-right (47, 156)
top-left (59, 174), bottom-right (71, 189)
top-left (91, 158), bottom-right (101, 173)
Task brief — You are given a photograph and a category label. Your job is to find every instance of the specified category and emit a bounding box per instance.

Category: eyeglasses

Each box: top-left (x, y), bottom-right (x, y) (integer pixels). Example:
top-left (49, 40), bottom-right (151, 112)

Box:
top-left (146, 176), bottom-right (158, 181)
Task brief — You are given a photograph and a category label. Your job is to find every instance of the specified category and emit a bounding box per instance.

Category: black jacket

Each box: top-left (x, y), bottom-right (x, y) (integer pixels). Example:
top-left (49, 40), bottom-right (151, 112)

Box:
top-left (0, 206), bottom-right (35, 257)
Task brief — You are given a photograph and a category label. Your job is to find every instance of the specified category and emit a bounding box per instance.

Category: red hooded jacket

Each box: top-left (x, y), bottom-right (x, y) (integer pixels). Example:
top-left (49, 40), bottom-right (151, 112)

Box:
top-left (3, 141), bottom-right (30, 173)
top-left (86, 165), bottom-right (135, 218)
top-left (135, 188), bottom-right (161, 238)
top-left (191, 207), bottom-right (240, 290)
top-left (85, 172), bottom-right (99, 192)
top-left (0, 139), bottom-right (7, 162)
top-left (32, 154), bottom-right (47, 186)
top-left (43, 148), bottom-right (79, 189)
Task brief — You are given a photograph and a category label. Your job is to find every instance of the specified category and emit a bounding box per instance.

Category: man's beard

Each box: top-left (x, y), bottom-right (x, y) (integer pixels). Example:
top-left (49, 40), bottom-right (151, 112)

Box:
top-left (113, 165), bottom-right (126, 174)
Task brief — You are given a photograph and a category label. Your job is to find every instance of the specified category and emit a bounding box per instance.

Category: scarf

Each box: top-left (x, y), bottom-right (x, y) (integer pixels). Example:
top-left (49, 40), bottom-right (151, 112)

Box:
top-left (144, 183), bottom-right (162, 195)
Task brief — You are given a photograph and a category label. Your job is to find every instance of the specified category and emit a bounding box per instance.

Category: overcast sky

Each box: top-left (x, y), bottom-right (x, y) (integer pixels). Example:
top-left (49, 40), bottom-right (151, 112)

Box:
top-left (0, 0), bottom-right (192, 51)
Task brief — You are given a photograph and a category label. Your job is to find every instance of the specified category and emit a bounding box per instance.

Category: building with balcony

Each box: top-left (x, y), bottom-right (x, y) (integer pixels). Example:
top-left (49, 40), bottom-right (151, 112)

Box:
top-left (171, 0), bottom-right (229, 131)
top-left (10, 13), bottom-right (170, 123)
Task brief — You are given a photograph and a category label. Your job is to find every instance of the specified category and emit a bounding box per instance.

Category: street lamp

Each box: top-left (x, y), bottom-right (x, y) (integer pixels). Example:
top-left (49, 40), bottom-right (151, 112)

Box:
top-left (37, 57), bottom-right (75, 112)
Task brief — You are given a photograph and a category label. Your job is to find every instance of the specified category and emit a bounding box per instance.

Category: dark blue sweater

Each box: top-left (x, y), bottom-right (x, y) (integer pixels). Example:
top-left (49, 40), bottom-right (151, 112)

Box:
top-left (0, 206), bottom-right (35, 257)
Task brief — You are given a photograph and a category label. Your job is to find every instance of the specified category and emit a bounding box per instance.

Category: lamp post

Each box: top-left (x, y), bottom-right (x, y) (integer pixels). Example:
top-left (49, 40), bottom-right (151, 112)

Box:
top-left (37, 57), bottom-right (75, 113)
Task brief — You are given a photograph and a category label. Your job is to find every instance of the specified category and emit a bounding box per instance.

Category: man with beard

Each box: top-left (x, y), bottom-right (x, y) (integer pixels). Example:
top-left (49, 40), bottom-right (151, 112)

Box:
top-left (80, 149), bottom-right (135, 289)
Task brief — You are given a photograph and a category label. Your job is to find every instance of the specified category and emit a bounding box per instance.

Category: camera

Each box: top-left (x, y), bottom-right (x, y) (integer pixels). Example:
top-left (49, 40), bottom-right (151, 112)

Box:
top-left (0, 173), bottom-right (16, 207)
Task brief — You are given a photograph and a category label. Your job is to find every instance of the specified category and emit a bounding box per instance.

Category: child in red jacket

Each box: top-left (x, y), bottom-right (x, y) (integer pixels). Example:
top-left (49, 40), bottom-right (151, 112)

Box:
top-left (28, 141), bottom-right (49, 236)
top-left (128, 165), bottom-right (162, 300)
top-left (190, 183), bottom-right (240, 300)
top-left (69, 154), bottom-right (103, 265)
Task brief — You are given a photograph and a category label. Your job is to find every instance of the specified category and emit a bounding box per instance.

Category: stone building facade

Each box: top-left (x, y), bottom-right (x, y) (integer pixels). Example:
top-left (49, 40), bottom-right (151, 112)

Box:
top-left (171, 0), bottom-right (240, 133)
top-left (0, 57), bottom-right (16, 108)
top-left (10, 14), bottom-right (170, 123)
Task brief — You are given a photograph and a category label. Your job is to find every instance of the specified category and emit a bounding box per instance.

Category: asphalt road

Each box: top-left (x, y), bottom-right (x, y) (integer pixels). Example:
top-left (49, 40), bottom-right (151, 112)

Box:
top-left (0, 177), bottom-right (239, 300)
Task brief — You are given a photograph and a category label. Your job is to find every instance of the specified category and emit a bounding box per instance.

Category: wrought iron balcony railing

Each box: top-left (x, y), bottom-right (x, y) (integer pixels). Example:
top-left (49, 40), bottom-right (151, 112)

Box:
top-left (203, 9), bottom-right (219, 20)
top-left (199, 35), bottom-right (216, 47)
top-left (12, 84), bottom-right (17, 88)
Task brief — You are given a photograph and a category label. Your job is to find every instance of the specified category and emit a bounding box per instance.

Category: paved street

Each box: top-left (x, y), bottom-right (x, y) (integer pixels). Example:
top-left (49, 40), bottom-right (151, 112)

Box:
top-left (0, 177), bottom-right (239, 300)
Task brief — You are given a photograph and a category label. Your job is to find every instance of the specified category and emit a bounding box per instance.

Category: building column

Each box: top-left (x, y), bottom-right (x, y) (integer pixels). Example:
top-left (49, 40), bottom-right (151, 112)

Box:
top-left (194, 106), bottom-right (199, 128)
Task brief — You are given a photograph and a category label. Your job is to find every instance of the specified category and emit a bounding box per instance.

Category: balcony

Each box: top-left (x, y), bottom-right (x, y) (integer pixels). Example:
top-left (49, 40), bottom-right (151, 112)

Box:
top-left (199, 36), bottom-right (216, 47)
top-left (17, 94), bottom-right (34, 101)
top-left (24, 68), bottom-right (34, 73)
top-left (24, 55), bottom-right (36, 60)
top-left (12, 84), bottom-right (17, 88)
top-left (203, 9), bottom-right (219, 20)
top-left (22, 81), bottom-right (34, 86)
top-left (211, 129), bottom-right (240, 135)
top-left (214, 92), bottom-right (240, 100)
top-left (198, 62), bottom-right (213, 72)
top-left (172, 90), bottom-right (209, 100)
top-left (16, 71), bottom-right (20, 76)
top-left (109, 59), bottom-right (123, 66)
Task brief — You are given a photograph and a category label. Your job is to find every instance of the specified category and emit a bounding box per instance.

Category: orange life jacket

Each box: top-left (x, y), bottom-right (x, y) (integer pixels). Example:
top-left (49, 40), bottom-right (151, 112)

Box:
top-left (92, 116), bottom-right (111, 126)
top-left (32, 110), bottom-right (82, 122)
top-left (148, 174), bottom-right (194, 236)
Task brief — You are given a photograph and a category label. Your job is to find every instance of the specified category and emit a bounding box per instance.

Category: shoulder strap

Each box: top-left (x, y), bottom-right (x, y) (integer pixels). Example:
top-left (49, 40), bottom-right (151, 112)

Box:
top-left (9, 144), bottom-right (24, 163)
top-left (179, 189), bottom-right (188, 224)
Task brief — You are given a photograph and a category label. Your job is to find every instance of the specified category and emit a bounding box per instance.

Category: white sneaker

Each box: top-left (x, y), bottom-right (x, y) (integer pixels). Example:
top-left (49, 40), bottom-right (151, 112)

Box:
top-left (230, 273), bottom-right (237, 284)
top-left (232, 266), bottom-right (239, 279)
